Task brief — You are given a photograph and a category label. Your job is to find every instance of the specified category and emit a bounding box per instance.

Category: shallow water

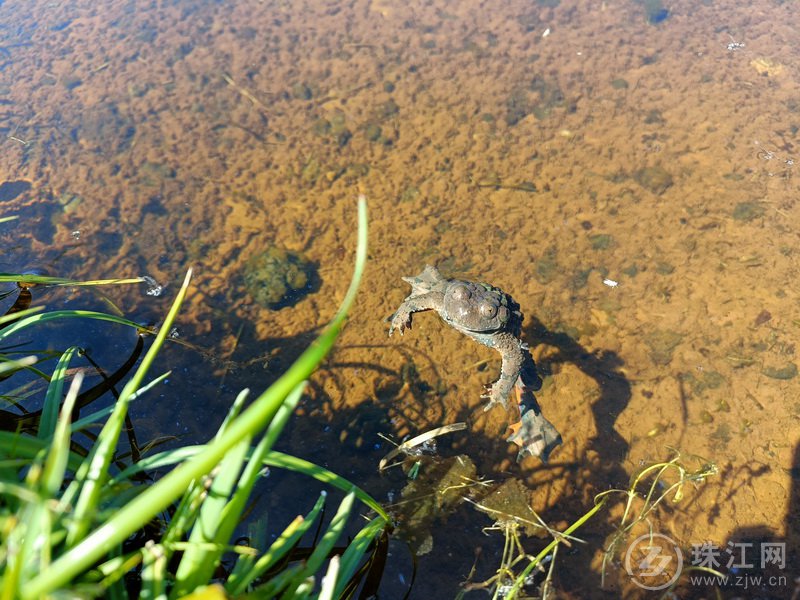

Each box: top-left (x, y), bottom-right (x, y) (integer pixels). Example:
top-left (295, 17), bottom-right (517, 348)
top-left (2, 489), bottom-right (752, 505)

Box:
top-left (1, 0), bottom-right (799, 596)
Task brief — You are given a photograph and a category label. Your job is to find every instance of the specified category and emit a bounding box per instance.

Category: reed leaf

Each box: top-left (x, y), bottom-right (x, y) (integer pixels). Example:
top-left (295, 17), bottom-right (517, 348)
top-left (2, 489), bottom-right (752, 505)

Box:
top-left (332, 515), bottom-right (388, 598)
top-left (38, 346), bottom-right (80, 440)
top-left (227, 493), bottom-right (326, 596)
top-left (172, 437), bottom-right (252, 595)
top-left (180, 383), bottom-right (307, 596)
top-left (0, 274), bottom-right (145, 287)
top-left (0, 310), bottom-right (143, 342)
top-left (63, 271), bottom-right (191, 550)
top-left (281, 490), bottom-right (355, 598)
top-left (41, 373), bottom-right (83, 498)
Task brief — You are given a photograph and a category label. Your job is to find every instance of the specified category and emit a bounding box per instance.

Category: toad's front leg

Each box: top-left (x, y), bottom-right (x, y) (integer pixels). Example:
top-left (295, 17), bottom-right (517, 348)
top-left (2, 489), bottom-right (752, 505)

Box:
top-left (388, 291), bottom-right (444, 336)
top-left (480, 333), bottom-right (526, 411)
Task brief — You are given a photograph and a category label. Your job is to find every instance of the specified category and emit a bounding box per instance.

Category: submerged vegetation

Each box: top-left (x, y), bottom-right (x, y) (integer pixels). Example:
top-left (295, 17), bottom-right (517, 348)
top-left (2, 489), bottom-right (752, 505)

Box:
top-left (243, 245), bottom-right (317, 309)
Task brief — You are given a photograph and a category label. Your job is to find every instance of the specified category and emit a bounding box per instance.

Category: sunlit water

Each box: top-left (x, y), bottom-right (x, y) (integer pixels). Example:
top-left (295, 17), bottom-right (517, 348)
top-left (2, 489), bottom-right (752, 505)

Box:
top-left (1, 0), bottom-right (799, 596)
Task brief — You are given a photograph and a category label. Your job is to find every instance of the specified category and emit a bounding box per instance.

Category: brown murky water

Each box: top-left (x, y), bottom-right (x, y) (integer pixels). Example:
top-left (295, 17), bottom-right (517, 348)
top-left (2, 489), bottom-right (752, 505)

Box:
top-left (2, 0), bottom-right (799, 597)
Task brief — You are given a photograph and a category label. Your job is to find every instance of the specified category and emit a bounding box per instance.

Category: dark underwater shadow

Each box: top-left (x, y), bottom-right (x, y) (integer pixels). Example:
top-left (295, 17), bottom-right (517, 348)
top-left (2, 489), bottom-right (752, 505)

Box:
top-left (503, 315), bottom-right (633, 597)
top-left (524, 314), bottom-right (632, 472)
top-left (682, 440), bottom-right (800, 599)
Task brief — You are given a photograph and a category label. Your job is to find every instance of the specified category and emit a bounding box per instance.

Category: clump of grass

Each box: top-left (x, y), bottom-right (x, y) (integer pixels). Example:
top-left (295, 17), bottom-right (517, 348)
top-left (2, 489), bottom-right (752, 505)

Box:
top-left (1, 197), bottom-right (390, 598)
top-left (459, 449), bottom-right (718, 599)
top-left (598, 448), bottom-right (719, 588)
top-left (460, 496), bottom-right (606, 599)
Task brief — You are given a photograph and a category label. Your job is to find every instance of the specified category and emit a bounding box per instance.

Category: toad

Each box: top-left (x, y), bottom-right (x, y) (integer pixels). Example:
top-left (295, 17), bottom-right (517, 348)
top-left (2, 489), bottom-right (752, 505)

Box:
top-left (388, 265), bottom-right (561, 461)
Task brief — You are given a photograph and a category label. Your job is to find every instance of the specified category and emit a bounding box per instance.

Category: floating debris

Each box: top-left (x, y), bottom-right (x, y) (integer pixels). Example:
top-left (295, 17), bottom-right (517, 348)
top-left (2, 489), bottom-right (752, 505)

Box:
top-left (473, 478), bottom-right (542, 537)
top-left (393, 454), bottom-right (479, 555)
top-left (379, 423), bottom-right (467, 471)
top-left (143, 275), bottom-right (164, 297)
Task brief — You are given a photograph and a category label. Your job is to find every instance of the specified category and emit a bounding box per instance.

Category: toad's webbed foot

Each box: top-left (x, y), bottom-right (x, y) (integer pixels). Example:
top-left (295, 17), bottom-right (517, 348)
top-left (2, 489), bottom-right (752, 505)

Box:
top-left (388, 307), bottom-right (413, 337)
top-left (507, 407), bottom-right (562, 463)
top-left (480, 375), bottom-right (516, 412)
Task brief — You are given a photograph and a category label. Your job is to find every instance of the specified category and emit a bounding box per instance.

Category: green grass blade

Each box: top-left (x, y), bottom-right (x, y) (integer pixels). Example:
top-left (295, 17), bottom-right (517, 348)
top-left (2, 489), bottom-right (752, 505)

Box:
top-left (318, 555), bottom-right (340, 600)
top-left (0, 274), bottom-right (146, 287)
top-left (214, 388), bottom-right (250, 439)
top-left (186, 382), bottom-right (306, 595)
top-left (506, 496), bottom-right (608, 599)
top-left (172, 437), bottom-right (251, 596)
top-left (41, 372), bottom-right (83, 498)
top-left (0, 310), bottom-right (143, 343)
top-left (161, 475), bottom-right (207, 547)
top-left (0, 306), bottom-right (44, 326)
top-left (141, 542), bottom-right (168, 599)
top-left (68, 371), bottom-right (170, 436)
top-left (254, 563), bottom-right (306, 598)
top-left (107, 444), bottom-right (388, 524)
top-left (4, 502), bottom-right (49, 598)
top-left (258, 382), bottom-right (305, 451)
top-left (0, 355), bottom-right (37, 377)
top-left (281, 491), bottom-right (355, 599)
top-left (226, 493), bottom-right (325, 595)
top-left (65, 271), bottom-right (192, 548)
top-left (332, 516), bottom-right (387, 598)
top-left (24, 199), bottom-right (367, 599)
top-left (0, 431), bottom-right (85, 472)
top-left (228, 518), bottom-right (267, 584)
top-left (94, 550), bottom-right (143, 594)
top-left (215, 382), bottom-right (306, 535)
top-left (264, 451), bottom-right (388, 521)
top-left (108, 446), bottom-right (203, 485)
top-left (38, 346), bottom-right (80, 440)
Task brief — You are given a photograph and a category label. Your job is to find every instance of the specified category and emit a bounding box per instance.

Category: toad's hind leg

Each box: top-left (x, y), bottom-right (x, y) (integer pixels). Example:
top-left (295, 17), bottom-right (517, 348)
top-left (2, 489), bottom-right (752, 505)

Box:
top-left (480, 333), bottom-right (526, 411)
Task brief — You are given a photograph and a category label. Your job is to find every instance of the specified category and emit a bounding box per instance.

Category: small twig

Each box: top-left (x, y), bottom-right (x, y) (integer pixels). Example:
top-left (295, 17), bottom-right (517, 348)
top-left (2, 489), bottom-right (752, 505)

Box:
top-left (222, 72), bottom-right (270, 113)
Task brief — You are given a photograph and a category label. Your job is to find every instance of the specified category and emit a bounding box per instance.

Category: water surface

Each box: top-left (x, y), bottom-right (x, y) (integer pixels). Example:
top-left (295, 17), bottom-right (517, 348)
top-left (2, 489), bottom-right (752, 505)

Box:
top-left (1, 0), bottom-right (798, 596)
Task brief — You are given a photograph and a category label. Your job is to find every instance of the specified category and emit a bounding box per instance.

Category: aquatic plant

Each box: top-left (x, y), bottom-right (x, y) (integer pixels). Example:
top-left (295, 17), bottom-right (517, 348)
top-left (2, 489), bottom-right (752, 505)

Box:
top-left (0, 198), bottom-right (390, 598)
top-left (598, 448), bottom-right (719, 590)
top-left (456, 448), bottom-right (718, 598)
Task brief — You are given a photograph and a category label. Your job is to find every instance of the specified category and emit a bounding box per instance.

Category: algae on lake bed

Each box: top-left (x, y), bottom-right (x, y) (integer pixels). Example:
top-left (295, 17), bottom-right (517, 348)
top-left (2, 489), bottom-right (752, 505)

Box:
top-left (243, 246), bottom-right (316, 309)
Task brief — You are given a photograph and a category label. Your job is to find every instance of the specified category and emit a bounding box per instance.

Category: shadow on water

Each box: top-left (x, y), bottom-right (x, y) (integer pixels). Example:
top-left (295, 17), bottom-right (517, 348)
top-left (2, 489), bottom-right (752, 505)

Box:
top-left (526, 315), bottom-right (631, 472)
top-left (702, 441), bottom-right (800, 598)
top-left (521, 317), bottom-right (633, 596)
top-left (271, 314), bottom-right (638, 597)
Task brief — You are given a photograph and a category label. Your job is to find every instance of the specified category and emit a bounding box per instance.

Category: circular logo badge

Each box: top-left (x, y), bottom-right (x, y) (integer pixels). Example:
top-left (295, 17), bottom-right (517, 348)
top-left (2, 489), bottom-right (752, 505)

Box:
top-left (624, 533), bottom-right (683, 590)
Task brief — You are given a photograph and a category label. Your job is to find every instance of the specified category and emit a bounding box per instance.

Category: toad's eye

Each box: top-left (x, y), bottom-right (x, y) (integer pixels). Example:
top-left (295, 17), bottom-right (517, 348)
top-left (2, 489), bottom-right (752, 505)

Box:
top-left (451, 285), bottom-right (471, 301)
top-left (479, 302), bottom-right (497, 318)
